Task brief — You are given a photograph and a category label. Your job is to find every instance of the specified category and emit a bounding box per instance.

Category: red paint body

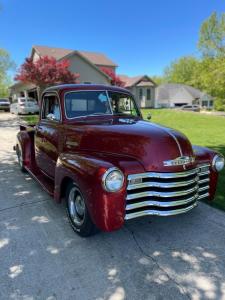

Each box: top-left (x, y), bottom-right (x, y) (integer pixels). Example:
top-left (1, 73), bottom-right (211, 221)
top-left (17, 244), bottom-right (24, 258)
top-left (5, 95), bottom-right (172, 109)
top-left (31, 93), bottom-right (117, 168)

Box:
top-left (16, 84), bottom-right (221, 232)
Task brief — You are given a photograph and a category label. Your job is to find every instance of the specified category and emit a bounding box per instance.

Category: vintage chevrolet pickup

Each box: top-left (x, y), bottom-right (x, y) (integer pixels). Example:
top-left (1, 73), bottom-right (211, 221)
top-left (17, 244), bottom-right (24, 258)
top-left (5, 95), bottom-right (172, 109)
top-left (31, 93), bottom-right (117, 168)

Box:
top-left (15, 84), bottom-right (224, 236)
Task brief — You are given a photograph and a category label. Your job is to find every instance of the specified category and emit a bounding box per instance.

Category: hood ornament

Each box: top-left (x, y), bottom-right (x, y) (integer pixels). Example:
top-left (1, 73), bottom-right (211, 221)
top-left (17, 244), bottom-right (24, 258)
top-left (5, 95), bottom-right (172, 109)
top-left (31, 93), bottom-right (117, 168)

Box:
top-left (163, 156), bottom-right (195, 167)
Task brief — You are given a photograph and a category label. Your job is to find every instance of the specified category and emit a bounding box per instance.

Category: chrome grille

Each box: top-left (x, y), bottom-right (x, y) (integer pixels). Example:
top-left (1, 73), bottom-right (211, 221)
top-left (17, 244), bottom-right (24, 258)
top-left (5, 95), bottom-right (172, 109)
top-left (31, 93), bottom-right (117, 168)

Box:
top-left (125, 164), bottom-right (210, 220)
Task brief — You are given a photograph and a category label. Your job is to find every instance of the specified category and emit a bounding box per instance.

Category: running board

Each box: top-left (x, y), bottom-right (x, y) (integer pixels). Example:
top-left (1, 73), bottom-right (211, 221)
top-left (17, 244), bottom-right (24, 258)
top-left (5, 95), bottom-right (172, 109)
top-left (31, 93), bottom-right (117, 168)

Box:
top-left (25, 166), bottom-right (54, 196)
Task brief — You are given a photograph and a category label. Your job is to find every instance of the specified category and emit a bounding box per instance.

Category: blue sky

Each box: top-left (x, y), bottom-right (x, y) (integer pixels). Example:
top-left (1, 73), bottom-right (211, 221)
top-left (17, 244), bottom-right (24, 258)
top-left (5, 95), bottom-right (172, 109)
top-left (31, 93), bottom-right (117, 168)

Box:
top-left (0, 0), bottom-right (224, 79)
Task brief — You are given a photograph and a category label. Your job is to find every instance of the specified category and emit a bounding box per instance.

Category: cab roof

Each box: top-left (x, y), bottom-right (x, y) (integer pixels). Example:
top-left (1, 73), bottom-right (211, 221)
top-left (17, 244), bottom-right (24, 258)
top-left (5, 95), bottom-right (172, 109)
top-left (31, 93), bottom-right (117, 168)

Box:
top-left (44, 84), bottom-right (131, 94)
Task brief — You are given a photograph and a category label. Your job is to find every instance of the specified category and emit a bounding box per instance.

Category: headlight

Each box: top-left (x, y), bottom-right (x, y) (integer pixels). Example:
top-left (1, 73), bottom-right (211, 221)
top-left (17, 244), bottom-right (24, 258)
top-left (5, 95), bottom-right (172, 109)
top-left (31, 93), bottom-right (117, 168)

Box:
top-left (102, 167), bottom-right (124, 192)
top-left (212, 154), bottom-right (225, 172)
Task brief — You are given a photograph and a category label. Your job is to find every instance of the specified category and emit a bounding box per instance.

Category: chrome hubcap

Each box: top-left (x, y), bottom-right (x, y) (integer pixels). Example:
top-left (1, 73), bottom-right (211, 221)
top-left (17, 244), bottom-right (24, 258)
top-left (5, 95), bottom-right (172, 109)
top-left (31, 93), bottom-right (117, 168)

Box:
top-left (68, 187), bottom-right (85, 226)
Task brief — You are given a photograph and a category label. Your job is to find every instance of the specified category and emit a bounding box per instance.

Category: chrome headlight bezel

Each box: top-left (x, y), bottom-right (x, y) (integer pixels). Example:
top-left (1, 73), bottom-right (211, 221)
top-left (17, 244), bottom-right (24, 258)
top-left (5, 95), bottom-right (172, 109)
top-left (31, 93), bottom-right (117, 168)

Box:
top-left (212, 154), bottom-right (225, 172)
top-left (102, 167), bottom-right (124, 192)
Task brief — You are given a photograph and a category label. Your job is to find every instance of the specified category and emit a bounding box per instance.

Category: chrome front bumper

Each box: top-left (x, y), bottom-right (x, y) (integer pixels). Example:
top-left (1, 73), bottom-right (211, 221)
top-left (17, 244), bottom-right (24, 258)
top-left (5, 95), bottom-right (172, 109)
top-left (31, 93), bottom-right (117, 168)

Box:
top-left (125, 165), bottom-right (210, 220)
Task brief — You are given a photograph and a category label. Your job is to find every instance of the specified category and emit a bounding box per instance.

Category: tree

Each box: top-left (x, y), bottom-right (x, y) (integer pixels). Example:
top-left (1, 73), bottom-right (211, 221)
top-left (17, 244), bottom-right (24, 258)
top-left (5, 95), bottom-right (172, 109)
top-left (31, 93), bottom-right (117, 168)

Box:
top-left (15, 56), bottom-right (79, 101)
top-left (198, 12), bottom-right (225, 57)
top-left (100, 67), bottom-right (125, 87)
top-left (163, 56), bottom-right (199, 85)
top-left (151, 75), bottom-right (164, 85)
top-left (0, 48), bottom-right (15, 97)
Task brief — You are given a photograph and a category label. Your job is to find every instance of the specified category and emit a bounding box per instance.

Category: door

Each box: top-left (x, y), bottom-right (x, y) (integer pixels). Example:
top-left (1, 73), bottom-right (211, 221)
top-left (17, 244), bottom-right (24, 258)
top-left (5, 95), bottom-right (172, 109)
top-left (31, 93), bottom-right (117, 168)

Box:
top-left (35, 93), bottom-right (62, 178)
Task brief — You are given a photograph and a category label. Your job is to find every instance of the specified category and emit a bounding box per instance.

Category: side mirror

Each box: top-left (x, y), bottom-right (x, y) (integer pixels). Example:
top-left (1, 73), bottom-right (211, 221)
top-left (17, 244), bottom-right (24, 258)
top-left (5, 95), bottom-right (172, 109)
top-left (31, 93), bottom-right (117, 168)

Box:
top-left (147, 113), bottom-right (152, 120)
top-left (46, 113), bottom-right (56, 121)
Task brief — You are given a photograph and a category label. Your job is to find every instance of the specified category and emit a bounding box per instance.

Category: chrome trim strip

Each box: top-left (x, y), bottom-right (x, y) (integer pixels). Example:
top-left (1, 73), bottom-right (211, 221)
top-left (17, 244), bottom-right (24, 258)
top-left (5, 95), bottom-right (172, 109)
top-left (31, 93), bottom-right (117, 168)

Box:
top-left (126, 186), bottom-right (198, 200)
top-left (198, 192), bottom-right (209, 199)
top-left (128, 168), bottom-right (198, 180)
top-left (199, 171), bottom-right (210, 176)
top-left (125, 202), bottom-right (197, 220)
top-left (126, 195), bottom-right (198, 210)
top-left (199, 185), bottom-right (209, 192)
top-left (199, 178), bottom-right (210, 184)
top-left (127, 177), bottom-right (198, 190)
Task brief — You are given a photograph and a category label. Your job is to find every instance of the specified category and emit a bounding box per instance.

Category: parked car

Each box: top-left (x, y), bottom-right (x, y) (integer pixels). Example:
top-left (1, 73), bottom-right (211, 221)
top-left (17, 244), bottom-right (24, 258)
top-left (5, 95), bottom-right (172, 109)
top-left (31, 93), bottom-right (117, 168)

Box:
top-left (14, 84), bottom-right (224, 237)
top-left (180, 105), bottom-right (200, 112)
top-left (10, 97), bottom-right (39, 115)
top-left (0, 98), bottom-right (10, 111)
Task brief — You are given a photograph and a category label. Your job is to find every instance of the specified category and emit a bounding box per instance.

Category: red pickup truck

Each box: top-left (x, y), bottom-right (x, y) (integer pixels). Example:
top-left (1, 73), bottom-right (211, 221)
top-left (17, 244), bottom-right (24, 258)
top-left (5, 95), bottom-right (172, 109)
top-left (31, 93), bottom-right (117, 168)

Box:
top-left (15, 84), bottom-right (224, 236)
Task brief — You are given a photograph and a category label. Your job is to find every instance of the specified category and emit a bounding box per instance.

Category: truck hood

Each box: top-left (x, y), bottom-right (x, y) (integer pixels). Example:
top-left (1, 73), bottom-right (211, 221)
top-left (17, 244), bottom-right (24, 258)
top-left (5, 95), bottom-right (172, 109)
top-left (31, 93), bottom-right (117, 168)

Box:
top-left (66, 118), bottom-right (195, 172)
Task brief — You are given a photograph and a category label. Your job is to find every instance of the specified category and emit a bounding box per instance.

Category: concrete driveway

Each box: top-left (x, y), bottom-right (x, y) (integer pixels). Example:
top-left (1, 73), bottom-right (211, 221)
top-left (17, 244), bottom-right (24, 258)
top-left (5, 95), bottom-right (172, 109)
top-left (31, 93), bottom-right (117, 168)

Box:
top-left (0, 112), bottom-right (225, 300)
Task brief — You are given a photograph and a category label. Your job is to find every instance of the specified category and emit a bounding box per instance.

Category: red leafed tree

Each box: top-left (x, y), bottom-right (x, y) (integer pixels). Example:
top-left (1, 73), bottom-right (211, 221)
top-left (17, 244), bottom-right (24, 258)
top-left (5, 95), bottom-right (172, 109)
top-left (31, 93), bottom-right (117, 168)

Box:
top-left (100, 67), bottom-right (125, 87)
top-left (14, 56), bottom-right (80, 101)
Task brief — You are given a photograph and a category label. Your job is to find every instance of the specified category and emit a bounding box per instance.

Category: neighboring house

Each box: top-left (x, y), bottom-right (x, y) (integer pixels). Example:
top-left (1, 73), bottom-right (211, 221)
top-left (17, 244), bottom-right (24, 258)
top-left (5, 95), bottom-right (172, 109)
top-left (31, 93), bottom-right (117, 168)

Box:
top-left (155, 83), bottom-right (214, 109)
top-left (119, 75), bottom-right (157, 108)
top-left (10, 45), bottom-right (118, 100)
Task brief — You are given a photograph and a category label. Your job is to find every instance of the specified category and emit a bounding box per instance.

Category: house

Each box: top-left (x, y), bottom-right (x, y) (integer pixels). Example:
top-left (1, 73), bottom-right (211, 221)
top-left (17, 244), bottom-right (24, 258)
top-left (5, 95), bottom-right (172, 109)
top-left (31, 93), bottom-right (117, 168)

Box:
top-left (10, 45), bottom-right (118, 100)
top-left (155, 83), bottom-right (214, 108)
top-left (119, 75), bottom-right (157, 108)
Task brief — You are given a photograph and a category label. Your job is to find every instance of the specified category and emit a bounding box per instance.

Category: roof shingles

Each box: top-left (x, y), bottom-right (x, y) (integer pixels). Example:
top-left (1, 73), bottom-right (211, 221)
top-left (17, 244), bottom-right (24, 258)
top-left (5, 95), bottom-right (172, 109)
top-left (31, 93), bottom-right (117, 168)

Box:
top-left (33, 45), bottom-right (117, 67)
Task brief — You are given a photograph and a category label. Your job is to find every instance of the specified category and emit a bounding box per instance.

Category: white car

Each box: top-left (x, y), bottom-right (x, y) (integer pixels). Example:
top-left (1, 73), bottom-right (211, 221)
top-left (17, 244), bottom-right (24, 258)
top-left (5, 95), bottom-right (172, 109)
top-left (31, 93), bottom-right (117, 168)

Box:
top-left (10, 98), bottom-right (39, 115)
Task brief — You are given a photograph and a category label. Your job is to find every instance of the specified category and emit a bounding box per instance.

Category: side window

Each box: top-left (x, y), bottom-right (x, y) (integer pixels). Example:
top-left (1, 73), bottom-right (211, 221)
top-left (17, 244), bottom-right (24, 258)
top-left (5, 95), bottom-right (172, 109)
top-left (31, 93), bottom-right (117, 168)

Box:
top-left (42, 95), bottom-right (61, 121)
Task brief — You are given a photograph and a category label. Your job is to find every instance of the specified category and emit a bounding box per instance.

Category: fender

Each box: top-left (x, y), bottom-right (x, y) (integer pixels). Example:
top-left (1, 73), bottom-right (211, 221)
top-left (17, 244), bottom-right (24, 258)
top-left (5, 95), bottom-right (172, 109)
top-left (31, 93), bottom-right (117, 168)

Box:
top-left (16, 131), bottom-right (32, 169)
top-left (54, 152), bottom-right (144, 231)
top-left (193, 145), bottom-right (218, 200)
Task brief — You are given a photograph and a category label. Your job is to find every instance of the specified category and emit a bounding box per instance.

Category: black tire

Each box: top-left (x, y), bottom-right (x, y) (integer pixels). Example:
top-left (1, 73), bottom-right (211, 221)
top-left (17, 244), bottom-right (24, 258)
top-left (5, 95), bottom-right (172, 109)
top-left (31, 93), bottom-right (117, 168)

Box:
top-left (66, 182), bottom-right (97, 237)
top-left (16, 144), bottom-right (26, 172)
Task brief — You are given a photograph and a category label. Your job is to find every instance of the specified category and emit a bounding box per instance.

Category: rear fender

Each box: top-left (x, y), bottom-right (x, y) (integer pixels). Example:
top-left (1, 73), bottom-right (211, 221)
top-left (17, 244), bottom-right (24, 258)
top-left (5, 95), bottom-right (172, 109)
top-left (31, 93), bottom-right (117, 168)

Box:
top-left (16, 131), bottom-right (33, 169)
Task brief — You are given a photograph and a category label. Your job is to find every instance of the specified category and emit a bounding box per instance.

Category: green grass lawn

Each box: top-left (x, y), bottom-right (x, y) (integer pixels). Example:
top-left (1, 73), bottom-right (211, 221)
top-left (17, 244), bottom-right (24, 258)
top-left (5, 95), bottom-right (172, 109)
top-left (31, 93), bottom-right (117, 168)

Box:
top-left (20, 110), bottom-right (225, 210)
top-left (142, 109), bottom-right (225, 211)
top-left (19, 115), bottom-right (39, 125)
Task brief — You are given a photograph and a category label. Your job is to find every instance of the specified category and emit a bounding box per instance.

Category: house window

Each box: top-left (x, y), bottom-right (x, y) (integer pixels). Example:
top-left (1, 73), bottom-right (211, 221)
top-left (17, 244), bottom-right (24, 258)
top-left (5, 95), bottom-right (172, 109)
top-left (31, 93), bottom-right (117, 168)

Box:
top-left (147, 88), bottom-right (151, 100)
top-left (139, 88), bottom-right (143, 100)
top-left (202, 100), bottom-right (208, 107)
top-left (209, 100), bottom-right (214, 107)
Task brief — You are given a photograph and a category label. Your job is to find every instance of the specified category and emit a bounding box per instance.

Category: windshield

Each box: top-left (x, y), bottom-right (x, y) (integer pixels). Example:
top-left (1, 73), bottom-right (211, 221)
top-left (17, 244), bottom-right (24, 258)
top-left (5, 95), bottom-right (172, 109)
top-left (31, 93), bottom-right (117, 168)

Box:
top-left (107, 91), bottom-right (140, 117)
top-left (64, 90), bottom-right (140, 119)
top-left (65, 91), bottom-right (111, 118)
top-left (0, 99), bottom-right (9, 103)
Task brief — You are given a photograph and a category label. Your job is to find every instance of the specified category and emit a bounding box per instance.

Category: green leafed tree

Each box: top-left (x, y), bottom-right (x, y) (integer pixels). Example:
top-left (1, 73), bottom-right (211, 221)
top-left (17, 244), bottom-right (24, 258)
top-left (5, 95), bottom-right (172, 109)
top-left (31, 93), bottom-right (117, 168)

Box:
top-left (163, 56), bottom-right (199, 85)
top-left (198, 12), bottom-right (225, 57)
top-left (0, 48), bottom-right (15, 97)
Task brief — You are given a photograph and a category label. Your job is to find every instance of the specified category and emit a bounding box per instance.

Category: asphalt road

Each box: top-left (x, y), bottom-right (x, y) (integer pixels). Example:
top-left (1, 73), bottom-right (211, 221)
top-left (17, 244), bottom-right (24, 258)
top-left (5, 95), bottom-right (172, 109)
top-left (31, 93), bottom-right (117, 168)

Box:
top-left (0, 112), bottom-right (225, 300)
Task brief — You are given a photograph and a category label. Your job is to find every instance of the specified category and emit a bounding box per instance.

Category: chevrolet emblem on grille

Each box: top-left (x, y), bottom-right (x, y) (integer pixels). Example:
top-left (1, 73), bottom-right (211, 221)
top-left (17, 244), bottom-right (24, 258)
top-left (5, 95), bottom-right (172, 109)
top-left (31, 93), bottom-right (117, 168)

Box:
top-left (163, 156), bottom-right (195, 167)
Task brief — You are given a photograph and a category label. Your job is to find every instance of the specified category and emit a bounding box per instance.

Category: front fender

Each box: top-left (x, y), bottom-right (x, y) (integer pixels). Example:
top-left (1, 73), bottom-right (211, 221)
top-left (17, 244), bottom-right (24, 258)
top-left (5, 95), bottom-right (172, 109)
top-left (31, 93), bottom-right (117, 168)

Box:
top-left (54, 152), bottom-right (144, 231)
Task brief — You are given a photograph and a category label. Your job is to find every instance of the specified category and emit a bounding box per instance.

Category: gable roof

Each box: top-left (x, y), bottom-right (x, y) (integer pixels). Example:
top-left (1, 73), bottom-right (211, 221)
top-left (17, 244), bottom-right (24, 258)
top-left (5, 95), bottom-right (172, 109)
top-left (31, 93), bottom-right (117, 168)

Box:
top-left (119, 74), bottom-right (156, 87)
top-left (156, 83), bottom-right (213, 101)
top-left (32, 45), bottom-right (117, 67)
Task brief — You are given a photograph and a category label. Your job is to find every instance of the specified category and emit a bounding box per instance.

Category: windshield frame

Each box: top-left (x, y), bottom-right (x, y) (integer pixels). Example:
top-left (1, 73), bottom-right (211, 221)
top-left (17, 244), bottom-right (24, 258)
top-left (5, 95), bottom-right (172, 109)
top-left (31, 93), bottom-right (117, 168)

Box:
top-left (64, 89), bottom-right (141, 120)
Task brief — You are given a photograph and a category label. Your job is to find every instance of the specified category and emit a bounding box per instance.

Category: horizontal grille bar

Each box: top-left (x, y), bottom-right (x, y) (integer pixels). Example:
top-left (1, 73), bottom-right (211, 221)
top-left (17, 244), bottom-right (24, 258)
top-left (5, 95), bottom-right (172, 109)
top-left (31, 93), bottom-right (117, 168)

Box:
top-left (128, 168), bottom-right (198, 180)
top-left (125, 202), bottom-right (198, 220)
top-left (127, 177), bottom-right (199, 190)
top-left (125, 164), bottom-right (210, 221)
top-left (126, 194), bottom-right (198, 210)
top-left (126, 185), bottom-right (198, 200)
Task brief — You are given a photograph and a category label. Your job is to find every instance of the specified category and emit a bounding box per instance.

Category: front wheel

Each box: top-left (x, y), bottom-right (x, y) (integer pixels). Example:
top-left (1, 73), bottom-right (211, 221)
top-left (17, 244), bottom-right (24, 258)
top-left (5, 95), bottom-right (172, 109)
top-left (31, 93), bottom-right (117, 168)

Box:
top-left (66, 182), bottom-right (97, 237)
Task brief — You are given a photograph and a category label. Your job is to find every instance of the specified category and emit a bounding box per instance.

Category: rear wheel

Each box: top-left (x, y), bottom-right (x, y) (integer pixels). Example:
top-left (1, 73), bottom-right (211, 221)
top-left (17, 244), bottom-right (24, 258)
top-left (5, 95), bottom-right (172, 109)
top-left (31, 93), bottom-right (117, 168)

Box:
top-left (66, 182), bottom-right (97, 237)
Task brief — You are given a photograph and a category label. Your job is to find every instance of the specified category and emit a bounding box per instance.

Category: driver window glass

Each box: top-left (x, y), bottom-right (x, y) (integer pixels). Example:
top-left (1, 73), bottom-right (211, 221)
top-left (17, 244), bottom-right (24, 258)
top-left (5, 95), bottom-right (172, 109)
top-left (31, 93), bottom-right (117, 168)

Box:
top-left (42, 95), bottom-right (61, 121)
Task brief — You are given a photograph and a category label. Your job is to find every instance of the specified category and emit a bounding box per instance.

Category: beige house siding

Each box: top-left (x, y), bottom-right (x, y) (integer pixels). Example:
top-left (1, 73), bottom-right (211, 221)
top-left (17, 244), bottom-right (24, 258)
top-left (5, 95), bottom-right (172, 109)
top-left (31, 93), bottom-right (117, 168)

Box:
top-left (129, 86), bottom-right (155, 108)
top-left (68, 54), bottom-right (110, 85)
